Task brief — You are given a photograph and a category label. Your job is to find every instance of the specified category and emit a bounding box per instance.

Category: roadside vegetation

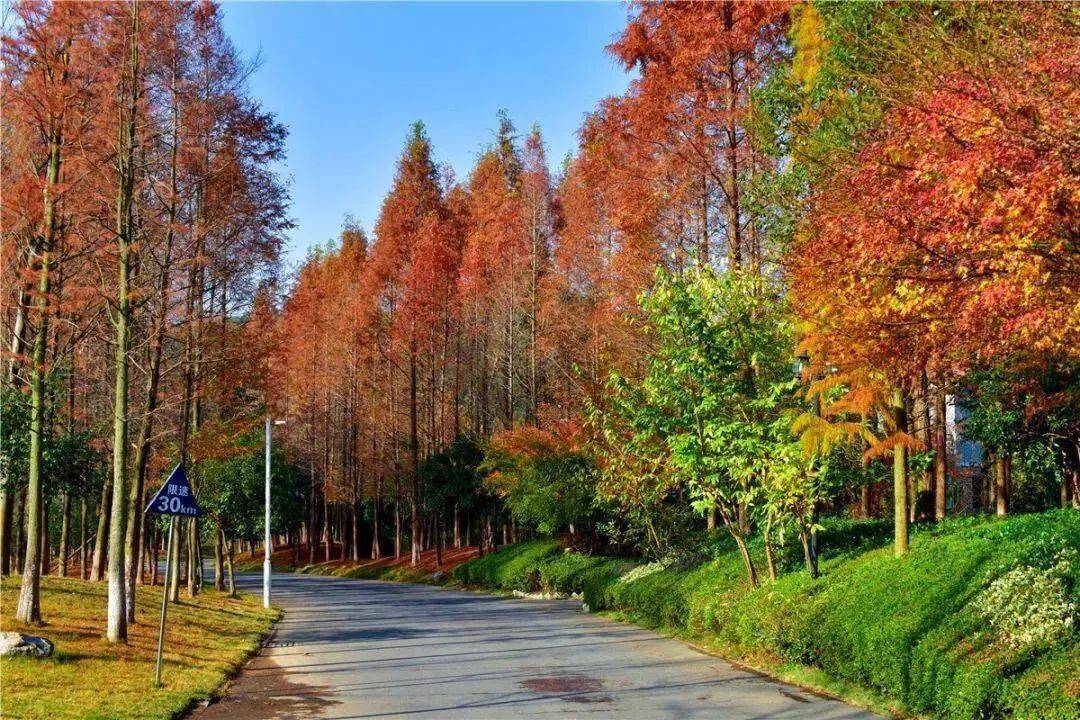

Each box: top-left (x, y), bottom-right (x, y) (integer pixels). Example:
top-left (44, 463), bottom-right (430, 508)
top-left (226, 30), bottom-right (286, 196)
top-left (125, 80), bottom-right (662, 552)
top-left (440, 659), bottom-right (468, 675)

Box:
top-left (2, 3), bottom-right (1075, 719)
top-left (0, 576), bottom-right (278, 720)
top-left (449, 513), bottom-right (1080, 720)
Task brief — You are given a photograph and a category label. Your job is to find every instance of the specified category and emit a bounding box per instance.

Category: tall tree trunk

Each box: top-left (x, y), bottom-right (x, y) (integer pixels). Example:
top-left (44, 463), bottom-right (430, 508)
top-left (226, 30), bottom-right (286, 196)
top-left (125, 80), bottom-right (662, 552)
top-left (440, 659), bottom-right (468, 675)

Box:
top-left (372, 478), bottom-right (382, 559)
top-left (57, 493), bottom-right (70, 577)
top-left (394, 492), bottom-right (401, 558)
top-left (149, 522), bottom-right (159, 586)
top-left (309, 456), bottom-right (317, 565)
top-left (136, 521), bottom-right (146, 585)
top-left (762, 516), bottom-right (778, 583)
top-left (892, 387), bottom-right (910, 557)
top-left (435, 512), bottom-right (443, 568)
top-left (16, 89), bottom-right (64, 623)
top-left (409, 346), bottom-right (421, 566)
top-left (933, 385), bottom-right (948, 521)
top-left (1, 287), bottom-right (29, 577)
top-left (352, 500), bottom-right (361, 562)
top-left (40, 499), bottom-right (50, 577)
top-left (226, 538), bottom-right (236, 598)
top-left (912, 372), bottom-right (931, 522)
top-left (124, 201), bottom-right (173, 617)
top-left (860, 484), bottom-right (871, 518)
top-left (323, 486), bottom-right (331, 561)
top-left (995, 452), bottom-right (1009, 516)
top-left (167, 516), bottom-right (181, 602)
top-left (214, 527), bottom-right (224, 591)
top-left (80, 497), bottom-right (88, 580)
top-left (800, 526), bottom-right (819, 579)
top-left (186, 518), bottom-right (200, 596)
top-left (722, 4), bottom-right (742, 269)
top-left (0, 490), bottom-right (10, 577)
top-left (13, 489), bottom-right (25, 575)
top-left (106, 1), bottom-right (140, 643)
top-left (91, 482), bottom-right (109, 581)
top-left (723, 517), bottom-right (757, 588)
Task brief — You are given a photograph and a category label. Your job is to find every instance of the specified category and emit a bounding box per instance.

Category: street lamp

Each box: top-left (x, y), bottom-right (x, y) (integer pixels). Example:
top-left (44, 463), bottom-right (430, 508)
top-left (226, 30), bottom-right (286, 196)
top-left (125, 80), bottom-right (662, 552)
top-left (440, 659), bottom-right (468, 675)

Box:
top-left (264, 417), bottom-right (286, 609)
top-left (792, 350), bottom-right (811, 381)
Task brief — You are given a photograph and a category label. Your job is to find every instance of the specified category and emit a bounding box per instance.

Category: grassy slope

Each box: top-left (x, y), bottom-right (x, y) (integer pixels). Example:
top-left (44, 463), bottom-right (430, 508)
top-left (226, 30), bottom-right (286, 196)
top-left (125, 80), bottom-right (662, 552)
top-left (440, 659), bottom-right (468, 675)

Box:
top-left (449, 512), bottom-right (1080, 720)
top-left (234, 544), bottom-right (481, 582)
top-left (1, 576), bottom-right (278, 720)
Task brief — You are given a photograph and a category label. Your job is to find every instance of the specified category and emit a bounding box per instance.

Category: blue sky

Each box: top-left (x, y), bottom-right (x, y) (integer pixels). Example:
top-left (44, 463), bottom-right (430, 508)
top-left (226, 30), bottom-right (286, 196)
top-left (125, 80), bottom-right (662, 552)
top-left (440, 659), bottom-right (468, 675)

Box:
top-left (220, 1), bottom-right (632, 269)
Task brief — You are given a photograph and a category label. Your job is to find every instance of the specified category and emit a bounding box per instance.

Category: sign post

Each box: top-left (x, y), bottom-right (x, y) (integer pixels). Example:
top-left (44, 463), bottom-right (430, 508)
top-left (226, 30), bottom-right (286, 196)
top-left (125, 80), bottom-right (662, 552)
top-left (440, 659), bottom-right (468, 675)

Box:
top-left (145, 463), bottom-right (200, 688)
top-left (154, 517), bottom-right (176, 688)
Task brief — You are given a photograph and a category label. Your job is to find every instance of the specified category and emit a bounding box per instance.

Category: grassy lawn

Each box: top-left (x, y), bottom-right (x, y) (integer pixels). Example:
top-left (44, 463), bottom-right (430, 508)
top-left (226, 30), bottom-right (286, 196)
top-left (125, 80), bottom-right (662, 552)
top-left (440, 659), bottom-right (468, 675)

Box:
top-left (1, 576), bottom-right (279, 720)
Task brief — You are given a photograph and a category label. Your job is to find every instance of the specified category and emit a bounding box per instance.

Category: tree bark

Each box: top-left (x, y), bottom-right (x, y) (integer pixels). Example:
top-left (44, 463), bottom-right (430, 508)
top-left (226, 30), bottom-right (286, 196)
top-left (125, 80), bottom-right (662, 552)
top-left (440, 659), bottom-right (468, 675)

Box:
top-left (226, 538), bottom-right (236, 598)
top-left (13, 489), bottom-right (25, 575)
top-left (214, 527), bottom-right (224, 591)
top-left (106, 2), bottom-right (140, 643)
top-left (16, 159), bottom-right (58, 625)
top-left (892, 387), bottom-right (910, 557)
top-left (149, 523), bottom-right (159, 586)
top-left (167, 517), bottom-right (181, 602)
top-left (409, 346), bottom-right (421, 566)
top-left (40, 499), bottom-right (50, 577)
top-left (309, 456), bottom-right (318, 565)
top-left (435, 512), bottom-right (443, 568)
top-left (57, 493), bottom-right (70, 577)
top-left (995, 452), bottom-right (1009, 515)
top-left (91, 482), bottom-right (109, 581)
top-left (372, 479), bottom-right (382, 559)
top-left (80, 497), bottom-right (88, 580)
top-left (15, 40), bottom-right (70, 618)
top-left (933, 385), bottom-right (948, 521)
top-left (762, 517), bottom-right (778, 583)
top-left (800, 527), bottom-right (819, 579)
top-left (0, 489), bottom-right (10, 577)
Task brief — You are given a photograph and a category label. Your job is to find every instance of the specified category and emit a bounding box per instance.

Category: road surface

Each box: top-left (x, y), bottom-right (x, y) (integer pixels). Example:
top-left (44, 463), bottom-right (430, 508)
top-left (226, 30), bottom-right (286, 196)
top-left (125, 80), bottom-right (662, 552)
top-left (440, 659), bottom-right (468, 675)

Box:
top-left (196, 572), bottom-right (878, 719)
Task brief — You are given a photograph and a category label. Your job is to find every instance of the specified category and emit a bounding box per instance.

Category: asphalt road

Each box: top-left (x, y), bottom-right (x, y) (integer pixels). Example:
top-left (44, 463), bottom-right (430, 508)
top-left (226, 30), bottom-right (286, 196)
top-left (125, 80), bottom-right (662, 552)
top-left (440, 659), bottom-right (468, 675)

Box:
top-left (196, 572), bottom-right (878, 720)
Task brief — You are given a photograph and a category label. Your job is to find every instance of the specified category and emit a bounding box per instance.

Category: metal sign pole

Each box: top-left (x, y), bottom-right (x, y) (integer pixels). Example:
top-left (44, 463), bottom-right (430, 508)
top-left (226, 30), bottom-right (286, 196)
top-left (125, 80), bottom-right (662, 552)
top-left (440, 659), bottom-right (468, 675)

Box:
top-left (154, 516), bottom-right (177, 688)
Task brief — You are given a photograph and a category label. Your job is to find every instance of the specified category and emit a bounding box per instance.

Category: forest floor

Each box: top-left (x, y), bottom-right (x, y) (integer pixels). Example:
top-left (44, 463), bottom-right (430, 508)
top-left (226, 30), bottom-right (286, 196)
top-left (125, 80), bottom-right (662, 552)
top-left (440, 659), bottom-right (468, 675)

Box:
top-left (0, 575), bottom-right (278, 720)
top-left (233, 542), bottom-right (481, 581)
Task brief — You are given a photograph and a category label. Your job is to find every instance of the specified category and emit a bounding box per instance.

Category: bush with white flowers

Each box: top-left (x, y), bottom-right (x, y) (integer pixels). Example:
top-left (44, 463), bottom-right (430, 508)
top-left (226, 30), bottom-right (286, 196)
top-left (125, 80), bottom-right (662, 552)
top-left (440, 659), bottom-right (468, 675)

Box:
top-left (616, 561), bottom-right (666, 585)
top-left (973, 549), bottom-right (1076, 650)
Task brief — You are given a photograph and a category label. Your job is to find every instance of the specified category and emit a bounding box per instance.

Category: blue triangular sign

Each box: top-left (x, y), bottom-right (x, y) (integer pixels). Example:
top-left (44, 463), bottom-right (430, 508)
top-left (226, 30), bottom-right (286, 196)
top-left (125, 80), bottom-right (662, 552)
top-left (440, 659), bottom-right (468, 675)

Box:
top-left (145, 463), bottom-right (200, 517)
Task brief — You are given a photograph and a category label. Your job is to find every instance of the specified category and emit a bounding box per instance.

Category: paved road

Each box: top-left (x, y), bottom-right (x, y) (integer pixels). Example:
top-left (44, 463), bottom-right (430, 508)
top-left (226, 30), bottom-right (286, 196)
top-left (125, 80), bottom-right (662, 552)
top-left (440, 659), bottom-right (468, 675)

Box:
top-left (197, 572), bottom-right (878, 720)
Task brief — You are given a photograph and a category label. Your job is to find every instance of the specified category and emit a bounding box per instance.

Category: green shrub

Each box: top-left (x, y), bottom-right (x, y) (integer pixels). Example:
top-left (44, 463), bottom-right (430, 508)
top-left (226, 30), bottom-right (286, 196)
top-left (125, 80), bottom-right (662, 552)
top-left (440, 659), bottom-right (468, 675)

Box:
top-left (999, 645), bottom-right (1080, 720)
top-left (450, 539), bottom-right (562, 591)
top-left (538, 551), bottom-right (624, 595)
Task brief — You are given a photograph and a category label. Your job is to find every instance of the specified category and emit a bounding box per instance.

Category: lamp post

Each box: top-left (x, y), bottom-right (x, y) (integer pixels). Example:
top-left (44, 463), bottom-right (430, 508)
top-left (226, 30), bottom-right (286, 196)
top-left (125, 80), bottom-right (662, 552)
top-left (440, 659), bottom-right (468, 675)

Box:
top-left (264, 417), bottom-right (286, 609)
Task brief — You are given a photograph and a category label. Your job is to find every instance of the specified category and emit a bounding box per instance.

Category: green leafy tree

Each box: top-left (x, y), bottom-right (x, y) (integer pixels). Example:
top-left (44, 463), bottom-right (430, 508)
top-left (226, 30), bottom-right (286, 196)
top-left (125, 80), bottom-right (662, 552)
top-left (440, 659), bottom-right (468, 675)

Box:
top-left (483, 432), bottom-right (598, 538)
top-left (592, 268), bottom-right (797, 585)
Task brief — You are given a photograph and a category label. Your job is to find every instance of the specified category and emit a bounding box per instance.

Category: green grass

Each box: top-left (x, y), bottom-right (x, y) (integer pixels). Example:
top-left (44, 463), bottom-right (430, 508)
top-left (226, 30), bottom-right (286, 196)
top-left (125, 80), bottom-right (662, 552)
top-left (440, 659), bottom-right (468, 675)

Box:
top-left (450, 538), bottom-right (563, 591)
top-left (450, 511), bottom-right (1080, 720)
top-left (0, 576), bottom-right (279, 719)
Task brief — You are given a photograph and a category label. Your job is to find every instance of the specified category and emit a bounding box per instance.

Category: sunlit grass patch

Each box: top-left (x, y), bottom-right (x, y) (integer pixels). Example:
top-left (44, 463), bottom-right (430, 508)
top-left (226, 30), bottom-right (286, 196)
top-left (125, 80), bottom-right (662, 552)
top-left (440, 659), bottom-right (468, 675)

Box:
top-left (0, 575), bottom-right (278, 720)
